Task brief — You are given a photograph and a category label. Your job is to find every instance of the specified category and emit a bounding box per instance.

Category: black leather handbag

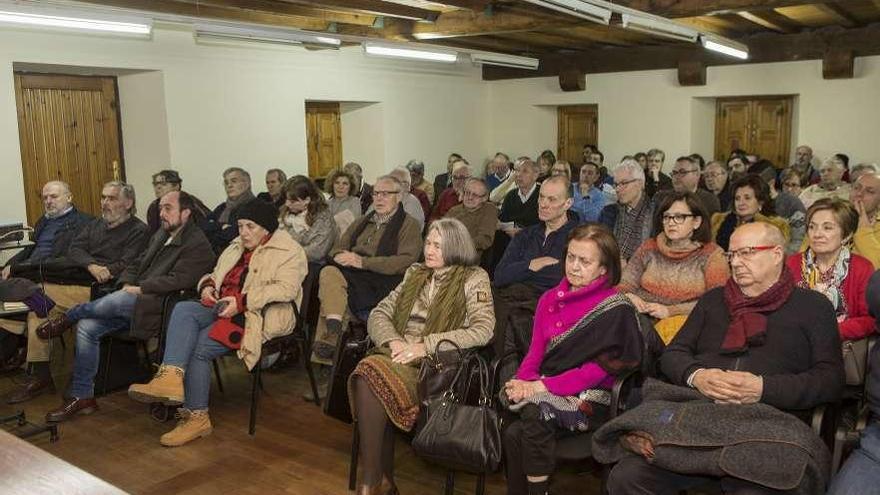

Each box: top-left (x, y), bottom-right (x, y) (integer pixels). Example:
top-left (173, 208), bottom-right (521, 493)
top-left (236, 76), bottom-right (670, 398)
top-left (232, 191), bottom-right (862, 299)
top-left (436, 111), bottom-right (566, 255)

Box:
top-left (412, 353), bottom-right (502, 474)
top-left (417, 339), bottom-right (470, 403)
top-left (323, 320), bottom-right (371, 424)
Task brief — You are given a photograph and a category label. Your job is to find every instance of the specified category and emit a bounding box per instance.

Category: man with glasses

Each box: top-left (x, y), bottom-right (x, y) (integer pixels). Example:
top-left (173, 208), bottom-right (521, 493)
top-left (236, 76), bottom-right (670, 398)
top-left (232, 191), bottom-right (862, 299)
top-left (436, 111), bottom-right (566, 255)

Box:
top-left (703, 161), bottom-right (732, 212)
top-left (852, 172), bottom-right (880, 268)
top-left (657, 156), bottom-right (720, 217)
top-left (367, 167), bottom-right (425, 231)
top-left (310, 175), bottom-right (422, 394)
top-left (430, 161), bottom-right (471, 223)
top-left (607, 221), bottom-right (844, 494)
top-left (447, 178), bottom-right (498, 257)
top-left (799, 156), bottom-right (851, 209)
top-left (599, 159), bottom-right (654, 262)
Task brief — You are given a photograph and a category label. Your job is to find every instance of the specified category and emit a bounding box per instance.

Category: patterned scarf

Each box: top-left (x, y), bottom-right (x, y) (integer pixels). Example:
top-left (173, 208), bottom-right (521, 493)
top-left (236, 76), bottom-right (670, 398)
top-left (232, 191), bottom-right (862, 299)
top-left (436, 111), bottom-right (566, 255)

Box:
top-left (721, 266), bottom-right (795, 353)
top-left (391, 265), bottom-right (470, 340)
top-left (798, 247), bottom-right (850, 318)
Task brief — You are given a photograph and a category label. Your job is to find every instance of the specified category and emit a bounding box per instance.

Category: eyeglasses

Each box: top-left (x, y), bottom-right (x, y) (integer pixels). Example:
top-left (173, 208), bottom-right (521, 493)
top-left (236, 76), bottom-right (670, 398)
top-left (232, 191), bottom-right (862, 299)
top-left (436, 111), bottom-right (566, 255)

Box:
top-left (614, 179), bottom-right (640, 189)
top-left (704, 172), bottom-right (725, 179)
top-left (152, 181), bottom-right (168, 186)
top-left (452, 175), bottom-right (470, 181)
top-left (463, 190), bottom-right (486, 199)
top-left (661, 213), bottom-right (695, 225)
top-left (371, 190), bottom-right (400, 199)
top-left (782, 182), bottom-right (800, 188)
top-left (671, 169), bottom-right (699, 178)
top-left (723, 245), bottom-right (777, 262)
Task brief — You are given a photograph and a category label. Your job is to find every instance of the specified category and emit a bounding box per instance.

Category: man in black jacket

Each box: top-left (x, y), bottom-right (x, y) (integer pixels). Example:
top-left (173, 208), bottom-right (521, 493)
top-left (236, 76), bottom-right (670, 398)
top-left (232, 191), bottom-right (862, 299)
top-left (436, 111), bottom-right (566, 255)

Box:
top-left (38, 191), bottom-right (215, 422)
top-left (607, 222), bottom-right (844, 495)
top-left (5, 181), bottom-right (148, 404)
top-left (205, 167), bottom-right (255, 254)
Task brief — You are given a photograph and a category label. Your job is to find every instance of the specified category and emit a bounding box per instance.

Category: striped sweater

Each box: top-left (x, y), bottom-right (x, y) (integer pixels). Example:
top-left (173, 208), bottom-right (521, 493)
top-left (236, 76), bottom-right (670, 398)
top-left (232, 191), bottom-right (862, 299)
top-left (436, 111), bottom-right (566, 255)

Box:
top-left (617, 234), bottom-right (730, 316)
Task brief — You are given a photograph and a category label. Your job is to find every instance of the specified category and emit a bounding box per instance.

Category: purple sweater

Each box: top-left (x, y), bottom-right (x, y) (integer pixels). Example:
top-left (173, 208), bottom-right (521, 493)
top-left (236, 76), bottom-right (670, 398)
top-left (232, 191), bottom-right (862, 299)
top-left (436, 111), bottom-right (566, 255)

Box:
top-left (516, 275), bottom-right (618, 396)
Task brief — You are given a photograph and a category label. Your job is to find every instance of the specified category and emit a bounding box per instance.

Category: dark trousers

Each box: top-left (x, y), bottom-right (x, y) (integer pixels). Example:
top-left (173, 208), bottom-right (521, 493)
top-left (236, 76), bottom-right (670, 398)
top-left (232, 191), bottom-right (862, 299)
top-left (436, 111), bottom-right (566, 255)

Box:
top-left (503, 404), bottom-right (559, 495)
top-left (607, 455), bottom-right (793, 495)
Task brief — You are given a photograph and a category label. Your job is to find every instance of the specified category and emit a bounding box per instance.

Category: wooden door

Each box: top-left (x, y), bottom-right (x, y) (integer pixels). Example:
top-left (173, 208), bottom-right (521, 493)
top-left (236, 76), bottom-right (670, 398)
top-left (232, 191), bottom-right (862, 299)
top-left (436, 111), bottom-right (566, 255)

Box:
top-left (714, 96), bottom-right (792, 168)
top-left (557, 105), bottom-right (598, 165)
top-left (714, 99), bottom-right (751, 160)
top-left (14, 73), bottom-right (124, 225)
top-left (305, 102), bottom-right (342, 179)
top-left (751, 98), bottom-right (792, 168)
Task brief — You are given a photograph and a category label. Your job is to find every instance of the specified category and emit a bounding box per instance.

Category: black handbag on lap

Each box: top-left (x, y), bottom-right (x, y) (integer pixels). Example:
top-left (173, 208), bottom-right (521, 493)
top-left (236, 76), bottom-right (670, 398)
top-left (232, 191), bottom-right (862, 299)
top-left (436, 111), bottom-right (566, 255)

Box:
top-left (412, 353), bottom-right (502, 474)
top-left (417, 339), bottom-right (471, 404)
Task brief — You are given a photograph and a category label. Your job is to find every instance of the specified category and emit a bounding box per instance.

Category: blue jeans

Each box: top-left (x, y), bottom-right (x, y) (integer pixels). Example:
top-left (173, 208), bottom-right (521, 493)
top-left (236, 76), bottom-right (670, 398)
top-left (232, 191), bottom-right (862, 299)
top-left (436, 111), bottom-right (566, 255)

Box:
top-left (68, 290), bottom-right (138, 398)
top-left (828, 420), bottom-right (880, 494)
top-left (162, 301), bottom-right (230, 411)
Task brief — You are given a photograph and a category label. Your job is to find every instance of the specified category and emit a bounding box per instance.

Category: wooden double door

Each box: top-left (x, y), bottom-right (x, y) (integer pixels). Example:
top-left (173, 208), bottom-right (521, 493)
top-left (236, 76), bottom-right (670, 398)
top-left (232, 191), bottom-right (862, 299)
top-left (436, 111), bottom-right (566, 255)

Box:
top-left (715, 96), bottom-right (793, 168)
top-left (14, 73), bottom-right (124, 226)
top-left (558, 105), bottom-right (598, 165)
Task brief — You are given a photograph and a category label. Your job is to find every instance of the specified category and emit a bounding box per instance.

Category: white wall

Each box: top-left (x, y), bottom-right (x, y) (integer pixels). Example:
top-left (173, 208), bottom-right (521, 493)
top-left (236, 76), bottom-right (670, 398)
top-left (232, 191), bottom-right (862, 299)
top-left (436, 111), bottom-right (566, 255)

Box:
top-left (0, 23), bottom-right (489, 219)
top-left (488, 57), bottom-right (880, 171)
top-left (3, 21), bottom-right (880, 222)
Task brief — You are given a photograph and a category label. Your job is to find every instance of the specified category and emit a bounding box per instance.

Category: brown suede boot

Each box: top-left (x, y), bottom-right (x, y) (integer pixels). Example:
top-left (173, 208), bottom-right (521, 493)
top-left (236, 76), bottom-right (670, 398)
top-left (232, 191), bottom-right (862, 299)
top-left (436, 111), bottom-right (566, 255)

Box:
top-left (160, 409), bottom-right (212, 447)
top-left (128, 365), bottom-right (184, 405)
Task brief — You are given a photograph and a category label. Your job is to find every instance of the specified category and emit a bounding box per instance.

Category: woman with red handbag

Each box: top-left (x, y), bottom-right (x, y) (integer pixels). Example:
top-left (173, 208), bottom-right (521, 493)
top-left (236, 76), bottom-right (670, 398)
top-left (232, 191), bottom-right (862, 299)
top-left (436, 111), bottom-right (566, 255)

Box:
top-left (128, 199), bottom-right (307, 447)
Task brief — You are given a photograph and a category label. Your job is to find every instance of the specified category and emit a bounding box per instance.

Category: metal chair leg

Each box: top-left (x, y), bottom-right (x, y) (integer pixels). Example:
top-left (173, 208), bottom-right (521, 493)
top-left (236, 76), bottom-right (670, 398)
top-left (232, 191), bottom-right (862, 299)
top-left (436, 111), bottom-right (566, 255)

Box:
top-left (444, 470), bottom-right (455, 495)
top-left (301, 323), bottom-right (321, 406)
top-left (476, 473), bottom-right (485, 495)
top-left (213, 359), bottom-right (224, 394)
top-left (349, 422), bottom-right (360, 491)
top-left (249, 363), bottom-right (261, 436)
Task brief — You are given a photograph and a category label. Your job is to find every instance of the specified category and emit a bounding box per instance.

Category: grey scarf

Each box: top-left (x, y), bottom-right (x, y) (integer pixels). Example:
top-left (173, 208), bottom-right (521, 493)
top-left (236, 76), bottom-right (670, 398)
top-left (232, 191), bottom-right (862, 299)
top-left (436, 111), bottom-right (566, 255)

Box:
top-left (219, 190), bottom-right (255, 224)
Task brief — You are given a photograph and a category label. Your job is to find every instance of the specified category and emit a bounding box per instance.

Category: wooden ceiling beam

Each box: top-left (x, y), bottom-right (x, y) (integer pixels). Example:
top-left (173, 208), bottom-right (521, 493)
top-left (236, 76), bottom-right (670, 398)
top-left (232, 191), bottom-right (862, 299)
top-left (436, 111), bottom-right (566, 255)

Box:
top-left (75, 0), bottom-right (333, 29)
top-left (407, 6), bottom-right (576, 39)
top-left (167, 0), bottom-right (376, 26)
top-left (814, 3), bottom-right (860, 27)
top-left (483, 22), bottom-right (880, 80)
top-left (736, 11), bottom-right (798, 33)
top-left (593, 0), bottom-right (837, 18)
top-left (424, 35), bottom-right (549, 54)
top-left (283, 0), bottom-right (440, 21)
top-left (432, 0), bottom-right (493, 11)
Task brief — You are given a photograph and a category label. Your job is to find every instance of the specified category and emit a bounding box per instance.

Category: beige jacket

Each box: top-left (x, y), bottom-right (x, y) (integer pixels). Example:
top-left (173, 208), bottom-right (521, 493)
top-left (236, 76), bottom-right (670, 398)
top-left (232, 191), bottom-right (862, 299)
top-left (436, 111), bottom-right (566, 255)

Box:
top-left (368, 264), bottom-right (495, 353)
top-left (199, 229), bottom-right (307, 370)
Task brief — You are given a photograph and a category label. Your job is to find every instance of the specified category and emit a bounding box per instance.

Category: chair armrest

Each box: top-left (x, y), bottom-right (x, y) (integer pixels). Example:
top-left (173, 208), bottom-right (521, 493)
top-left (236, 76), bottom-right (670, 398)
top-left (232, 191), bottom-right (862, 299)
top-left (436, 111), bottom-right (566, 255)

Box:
top-left (811, 404), bottom-right (826, 436)
top-left (489, 350), bottom-right (521, 396)
top-left (610, 368), bottom-right (641, 418)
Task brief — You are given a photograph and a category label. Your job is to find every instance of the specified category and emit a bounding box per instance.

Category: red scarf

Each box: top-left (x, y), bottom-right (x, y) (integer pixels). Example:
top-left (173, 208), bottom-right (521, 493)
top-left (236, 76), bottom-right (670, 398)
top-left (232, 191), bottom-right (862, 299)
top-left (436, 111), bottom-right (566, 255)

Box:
top-left (721, 266), bottom-right (795, 353)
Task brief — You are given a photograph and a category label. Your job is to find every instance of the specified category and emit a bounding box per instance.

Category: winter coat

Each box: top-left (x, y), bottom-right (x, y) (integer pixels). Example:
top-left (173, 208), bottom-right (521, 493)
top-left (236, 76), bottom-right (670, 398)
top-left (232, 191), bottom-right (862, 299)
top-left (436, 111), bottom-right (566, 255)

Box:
top-left (198, 229), bottom-right (307, 370)
top-left (118, 221), bottom-right (216, 340)
top-left (592, 378), bottom-right (831, 495)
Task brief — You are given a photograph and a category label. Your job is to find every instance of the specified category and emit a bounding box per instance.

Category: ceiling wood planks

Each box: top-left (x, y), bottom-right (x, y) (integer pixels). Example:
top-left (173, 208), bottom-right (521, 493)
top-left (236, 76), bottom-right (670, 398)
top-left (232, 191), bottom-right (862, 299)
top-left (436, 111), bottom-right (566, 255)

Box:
top-left (68, 0), bottom-right (880, 80)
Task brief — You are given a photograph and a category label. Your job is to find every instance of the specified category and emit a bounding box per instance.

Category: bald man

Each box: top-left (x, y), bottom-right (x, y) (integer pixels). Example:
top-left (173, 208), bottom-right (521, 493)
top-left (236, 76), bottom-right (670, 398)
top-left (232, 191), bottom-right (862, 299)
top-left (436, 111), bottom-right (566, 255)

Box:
top-left (607, 222), bottom-right (844, 494)
top-left (0, 181), bottom-right (93, 372)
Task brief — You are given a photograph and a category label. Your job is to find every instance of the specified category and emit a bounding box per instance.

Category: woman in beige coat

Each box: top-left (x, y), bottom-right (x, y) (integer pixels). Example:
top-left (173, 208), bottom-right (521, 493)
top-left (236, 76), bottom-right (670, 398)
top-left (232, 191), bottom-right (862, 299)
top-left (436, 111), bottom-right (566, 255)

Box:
top-left (128, 200), bottom-right (307, 447)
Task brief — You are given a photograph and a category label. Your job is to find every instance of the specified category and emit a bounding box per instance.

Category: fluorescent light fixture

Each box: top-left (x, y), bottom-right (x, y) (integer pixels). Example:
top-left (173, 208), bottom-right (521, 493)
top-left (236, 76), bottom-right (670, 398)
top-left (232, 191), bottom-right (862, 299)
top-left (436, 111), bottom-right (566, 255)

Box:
top-left (470, 52), bottom-right (539, 70)
top-left (0, 8), bottom-right (151, 35)
top-left (523, 0), bottom-right (611, 25)
top-left (701, 35), bottom-right (748, 60)
top-left (194, 23), bottom-right (341, 47)
top-left (621, 13), bottom-right (698, 42)
top-left (363, 43), bottom-right (458, 63)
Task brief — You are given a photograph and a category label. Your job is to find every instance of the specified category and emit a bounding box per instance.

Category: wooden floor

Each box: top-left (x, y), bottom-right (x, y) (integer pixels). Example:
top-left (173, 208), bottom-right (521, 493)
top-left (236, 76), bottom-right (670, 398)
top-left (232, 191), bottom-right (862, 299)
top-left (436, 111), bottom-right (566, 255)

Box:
top-left (0, 342), bottom-right (605, 495)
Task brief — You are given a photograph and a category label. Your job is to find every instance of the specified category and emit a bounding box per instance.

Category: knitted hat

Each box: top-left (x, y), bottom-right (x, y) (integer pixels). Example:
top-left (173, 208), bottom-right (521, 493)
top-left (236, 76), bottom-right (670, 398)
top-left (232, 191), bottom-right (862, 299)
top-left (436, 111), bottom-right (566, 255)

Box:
top-left (237, 199), bottom-right (279, 233)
